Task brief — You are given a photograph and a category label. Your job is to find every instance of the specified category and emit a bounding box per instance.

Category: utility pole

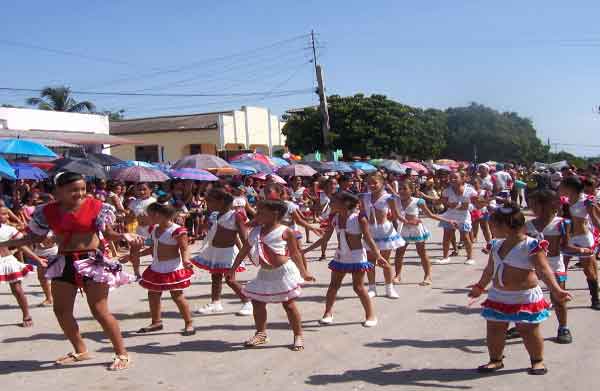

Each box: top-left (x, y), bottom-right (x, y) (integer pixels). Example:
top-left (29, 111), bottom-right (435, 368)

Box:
top-left (311, 30), bottom-right (330, 157)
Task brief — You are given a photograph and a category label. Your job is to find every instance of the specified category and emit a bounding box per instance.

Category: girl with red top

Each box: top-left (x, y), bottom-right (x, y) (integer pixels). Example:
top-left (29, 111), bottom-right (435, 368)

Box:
top-left (0, 172), bottom-right (141, 371)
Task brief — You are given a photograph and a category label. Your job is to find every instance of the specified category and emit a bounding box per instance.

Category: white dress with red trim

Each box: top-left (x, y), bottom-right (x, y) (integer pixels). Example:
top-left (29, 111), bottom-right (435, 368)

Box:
top-left (328, 212), bottom-right (373, 273)
top-left (360, 192), bottom-right (404, 250)
top-left (243, 225), bottom-right (304, 303)
top-left (0, 224), bottom-right (33, 284)
top-left (481, 238), bottom-right (551, 324)
top-left (140, 224), bottom-right (194, 292)
top-left (191, 210), bottom-right (246, 273)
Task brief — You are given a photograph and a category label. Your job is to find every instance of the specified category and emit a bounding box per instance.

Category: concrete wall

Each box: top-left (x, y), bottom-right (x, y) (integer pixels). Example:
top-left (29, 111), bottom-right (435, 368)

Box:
top-left (0, 107), bottom-right (109, 134)
top-left (110, 129), bottom-right (220, 162)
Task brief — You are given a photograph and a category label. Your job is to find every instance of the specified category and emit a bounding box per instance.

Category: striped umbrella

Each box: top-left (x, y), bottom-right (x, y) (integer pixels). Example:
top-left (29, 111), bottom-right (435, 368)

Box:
top-left (169, 168), bottom-right (218, 181)
top-left (111, 166), bottom-right (169, 182)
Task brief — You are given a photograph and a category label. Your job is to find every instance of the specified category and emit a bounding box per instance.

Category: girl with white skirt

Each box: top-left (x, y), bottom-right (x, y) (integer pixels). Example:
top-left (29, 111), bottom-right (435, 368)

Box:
top-left (227, 200), bottom-right (315, 352)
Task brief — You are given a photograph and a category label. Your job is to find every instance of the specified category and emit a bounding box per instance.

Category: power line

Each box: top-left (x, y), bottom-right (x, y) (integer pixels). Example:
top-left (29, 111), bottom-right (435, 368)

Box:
top-left (0, 87), bottom-right (313, 98)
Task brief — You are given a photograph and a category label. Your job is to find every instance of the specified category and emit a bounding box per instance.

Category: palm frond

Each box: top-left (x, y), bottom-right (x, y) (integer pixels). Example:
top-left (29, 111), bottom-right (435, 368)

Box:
top-left (68, 101), bottom-right (96, 113)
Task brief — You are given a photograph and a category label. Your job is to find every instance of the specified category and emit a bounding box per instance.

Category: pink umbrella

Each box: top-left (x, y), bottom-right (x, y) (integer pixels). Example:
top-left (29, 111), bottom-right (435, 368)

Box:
top-left (230, 153), bottom-right (275, 167)
top-left (269, 174), bottom-right (287, 184)
top-left (403, 161), bottom-right (429, 174)
top-left (277, 164), bottom-right (317, 177)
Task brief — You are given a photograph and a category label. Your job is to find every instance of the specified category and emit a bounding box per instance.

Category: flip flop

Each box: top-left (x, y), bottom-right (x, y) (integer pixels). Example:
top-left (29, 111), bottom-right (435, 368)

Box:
top-left (55, 351), bottom-right (91, 365)
top-left (182, 328), bottom-right (196, 336)
top-left (136, 324), bottom-right (164, 334)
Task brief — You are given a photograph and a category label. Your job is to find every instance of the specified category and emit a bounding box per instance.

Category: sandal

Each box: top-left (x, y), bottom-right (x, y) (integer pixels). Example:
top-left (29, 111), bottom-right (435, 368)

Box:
top-left (136, 323), bottom-right (163, 334)
top-left (528, 359), bottom-right (548, 375)
top-left (419, 279), bottom-right (432, 286)
top-left (244, 332), bottom-right (268, 348)
top-left (450, 250), bottom-right (459, 257)
top-left (55, 351), bottom-right (91, 365)
top-left (182, 326), bottom-right (196, 336)
top-left (477, 356), bottom-right (505, 373)
top-left (21, 317), bottom-right (33, 328)
top-left (108, 355), bottom-right (130, 371)
top-left (292, 335), bottom-right (304, 352)
top-left (38, 300), bottom-right (53, 307)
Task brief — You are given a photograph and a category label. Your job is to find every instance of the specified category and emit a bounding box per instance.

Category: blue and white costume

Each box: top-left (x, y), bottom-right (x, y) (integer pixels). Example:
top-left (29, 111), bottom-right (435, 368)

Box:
top-left (328, 212), bottom-right (374, 273)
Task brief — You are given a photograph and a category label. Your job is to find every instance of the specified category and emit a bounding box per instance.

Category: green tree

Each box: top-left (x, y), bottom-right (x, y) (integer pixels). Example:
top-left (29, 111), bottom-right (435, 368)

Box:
top-left (26, 86), bottom-right (96, 112)
top-left (283, 94), bottom-right (447, 159)
top-left (103, 109), bottom-right (126, 120)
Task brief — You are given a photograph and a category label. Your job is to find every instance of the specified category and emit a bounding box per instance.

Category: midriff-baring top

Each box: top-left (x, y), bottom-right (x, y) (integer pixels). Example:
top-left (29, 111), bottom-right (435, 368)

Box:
top-left (249, 225), bottom-right (289, 266)
top-left (149, 223), bottom-right (187, 262)
top-left (361, 192), bottom-right (392, 226)
top-left (491, 237), bottom-right (548, 288)
top-left (395, 196), bottom-right (424, 217)
top-left (526, 216), bottom-right (566, 240)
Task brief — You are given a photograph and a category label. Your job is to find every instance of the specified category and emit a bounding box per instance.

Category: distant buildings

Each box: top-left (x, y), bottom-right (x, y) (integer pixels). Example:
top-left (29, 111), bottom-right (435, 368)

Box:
top-left (110, 106), bottom-right (286, 162)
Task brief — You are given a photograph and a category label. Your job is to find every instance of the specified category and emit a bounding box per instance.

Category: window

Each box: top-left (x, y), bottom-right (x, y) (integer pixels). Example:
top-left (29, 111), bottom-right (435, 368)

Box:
top-left (189, 144), bottom-right (216, 155)
top-left (135, 145), bottom-right (159, 162)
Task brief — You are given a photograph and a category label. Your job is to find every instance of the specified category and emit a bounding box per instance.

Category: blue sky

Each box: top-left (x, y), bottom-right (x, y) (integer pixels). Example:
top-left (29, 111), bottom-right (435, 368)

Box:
top-left (1, 1), bottom-right (599, 156)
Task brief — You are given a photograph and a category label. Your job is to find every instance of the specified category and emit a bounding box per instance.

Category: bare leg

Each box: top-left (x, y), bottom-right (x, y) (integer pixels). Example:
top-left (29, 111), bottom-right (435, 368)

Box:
top-left (516, 323), bottom-right (545, 370)
top-left (461, 231), bottom-right (473, 260)
top-left (416, 242), bottom-right (432, 284)
top-left (51, 281), bottom-right (87, 353)
top-left (551, 284), bottom-right (568, 328)
top-left (282, 300), bottom-right (303, 337)
top-left (148, 291), bottom-right (163, 325)
top-left (481, 321), bottom-right (508, 368)
top-left (170, 290), bottom-right (193, 331)
top-left (323, 271), bottom-right (345, 318)
top-left (472, 220), bottom-right (479, 242)
top-left (442, 229), bottom-right (453, 258)
top-left (37, 267), bottom-right (52, 305)
top-left (393, 246), bottom-right (408, 283)
top-left (379, 250), bottom-right (393, 284)
top-left (225, 274), bottom-right (249, 303)
top-left (211, 273), bottom-right (224, 303)
top-left (84, 281), bottom-right (127, 356)
top-left (10, 281), bottom-right (32, 326)
top-left (252, 300), bottom-right (268, 333)
top-left (481, 220), bottom-right (492, 243)
top-left (352, 271), bottom-right (375, 321)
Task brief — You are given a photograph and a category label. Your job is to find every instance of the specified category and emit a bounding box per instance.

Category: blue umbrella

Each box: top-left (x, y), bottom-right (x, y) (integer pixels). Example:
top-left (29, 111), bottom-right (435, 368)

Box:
top-left (0, 139), bottom-right (57, 158)
top-left (350, 162), bottom-right (377, 173)
top-left (271, 157), bottom-right (290, 167)
top-left (113, 160), bottom-right (157, 169)
top-left (10, 163), bottom-right (48, 180)
top-left (322, 161), bottom-right (354, 173)
top-left (0, 156), bottom-right (16, 179)
top-left (230, 161), bottom-right (258, 176)
top-left (234, 159), bottom-right (273, 174)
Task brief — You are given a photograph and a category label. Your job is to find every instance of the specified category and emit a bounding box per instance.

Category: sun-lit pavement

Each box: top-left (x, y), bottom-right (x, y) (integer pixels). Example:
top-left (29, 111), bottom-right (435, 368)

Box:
top-left (1, 220), bottom-right (598, 391)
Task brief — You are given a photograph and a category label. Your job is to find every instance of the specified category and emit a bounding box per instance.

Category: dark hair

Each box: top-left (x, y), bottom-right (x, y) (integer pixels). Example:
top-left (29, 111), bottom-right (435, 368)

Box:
top-left (582, 176), bottom-right (597, 188)
top-left (136, 182), bottom-right (151, 189)
top-left (491, 201), bottom-right (526, 229)
top-left (399, 180), bottom-right (415, 192)
top-left (206, 188), bottom-right (234, 206)
top-left (257, 200), bottom-right (287, 219)
top-left (147, 195), bottom-right (177, 219)
top-left (333, 191), bottom-right (359, 210)
top-left (561, 176), bottom-right (584, 194)
top-left (54, 172), bottom-right (84, 187)
top-left (529, 188), bottom-right (557, 205)
top-left (264, 183), bottom-right (284, 199)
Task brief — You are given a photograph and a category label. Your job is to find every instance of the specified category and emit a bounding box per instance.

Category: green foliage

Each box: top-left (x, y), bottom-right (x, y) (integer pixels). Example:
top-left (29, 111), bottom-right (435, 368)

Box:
top-left (26, 86), bottom-right (96, 112)
top-left (282, 94), bottom-right (447, 160)
top-left (103, 109), bottom-right (126, 120)
top-left (283, 96), bottom-right (553, 164)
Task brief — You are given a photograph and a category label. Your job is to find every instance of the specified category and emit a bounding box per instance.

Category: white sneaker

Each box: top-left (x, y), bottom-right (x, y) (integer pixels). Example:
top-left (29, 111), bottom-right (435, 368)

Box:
top-left (363, 318), bottom-right (378, 328)
top-left (386, 284), bottom-right (399, 299)
top-left (433, 258), bottom-right (451, 265)
top-left (196, 302), bottom-right (224, 315)
top-left (464, 259), bottom-right (476, 265)
top-left (368, 285), bottom-right (377, 298)
top-left (236, 301), bottom-right (253, 316)
top-left (319, 315), bottom-right (334, 325)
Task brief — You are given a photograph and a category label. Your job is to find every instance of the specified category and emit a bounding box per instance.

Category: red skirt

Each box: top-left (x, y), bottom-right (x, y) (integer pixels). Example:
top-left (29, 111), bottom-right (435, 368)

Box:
top-left (139, 267), bottom-right (194, 291)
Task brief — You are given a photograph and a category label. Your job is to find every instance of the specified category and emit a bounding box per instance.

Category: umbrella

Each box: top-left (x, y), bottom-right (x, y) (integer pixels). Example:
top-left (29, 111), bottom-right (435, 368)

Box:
top-left (431, 163), bottom-right (451, 171)
top-left (230, 162), bottom-right (258, 175)
top-left (0, 139), bottom-right (57, 158)
top-left (169, 168), bottom-right (218, 181)
top-left (233, 159), bottom-right (273, 174)
top-left (380, 160), bottom-right (409, 174)
top-left (270, 157), bottom-right (290, 167)
top-left (277, 164), bottom-right (317, 177)
top-left (52, 158), bottom-right (107, 179)
top-left (211, 167), bottom-right (240, 176)
top-left (10, 163), bottom-right (48, 180)
top-left (67, 151), bottom-right (124, 166)
top-left (369, 159), bottom-right (385, 167)
top-left (403, 161), bottom-right (429, 174)
top-left (435, 159), bottom-right (457, 165)
top-left (111, 166), bottom-right (169, 182)
top-left (322, 161), bottom-right (354, 173)
top-left (350, 162), bottom-right (377, 173)
top-left (269, 174), bottom-right (287, 184)
top-left (230, 152), bottom-right (275, 167)
top-left (172, 154), bottom-right (231, 170)
top-left (113, 160), bottom-right (157, 169)
top-left (0, 156), bottom-right (16, 179)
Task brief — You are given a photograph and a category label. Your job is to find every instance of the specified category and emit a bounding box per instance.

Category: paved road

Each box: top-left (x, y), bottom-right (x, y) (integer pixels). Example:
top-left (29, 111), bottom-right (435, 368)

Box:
top-left (1, 220), bottom-right (598, 390)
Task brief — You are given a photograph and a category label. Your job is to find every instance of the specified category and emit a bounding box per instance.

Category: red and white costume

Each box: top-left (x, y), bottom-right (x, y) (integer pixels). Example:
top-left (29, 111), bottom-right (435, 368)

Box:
top-left (243, 226), bottom-right (304, 303)
top-left (0, 224), bottom-right (33, 283)
top-left (139, 224), bottom-right (194, 291)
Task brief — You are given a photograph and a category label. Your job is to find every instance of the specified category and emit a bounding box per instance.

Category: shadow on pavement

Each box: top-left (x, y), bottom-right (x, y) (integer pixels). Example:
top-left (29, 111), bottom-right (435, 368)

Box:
top-left (0, 360), bottom-right (106, 375)
top-left (418, 304), bottom-right (481, 316)
top-left (305, 363), bottom-right (524, 389)
top-left (365, 338), bottom-right (487, 354)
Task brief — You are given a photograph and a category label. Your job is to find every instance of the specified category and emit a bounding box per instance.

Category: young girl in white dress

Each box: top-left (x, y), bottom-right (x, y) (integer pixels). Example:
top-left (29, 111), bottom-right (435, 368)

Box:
top-left (133, 199), bottom-right (195, 335)
top-left (192, 188), bottom-right (253, 316)
top-left (393, 181), bottom-right (456, 286)
top-left (303, 192), bottom-right (384, 327)
top-left (227, 200), bottom-right (315, 351)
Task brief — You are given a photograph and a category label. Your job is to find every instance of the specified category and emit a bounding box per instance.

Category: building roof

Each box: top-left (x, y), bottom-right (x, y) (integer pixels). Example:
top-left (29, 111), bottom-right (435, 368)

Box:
top-left (0, 129), bottom-right (139, 146)
top-left (110, 112), bottom-right (228, 135)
